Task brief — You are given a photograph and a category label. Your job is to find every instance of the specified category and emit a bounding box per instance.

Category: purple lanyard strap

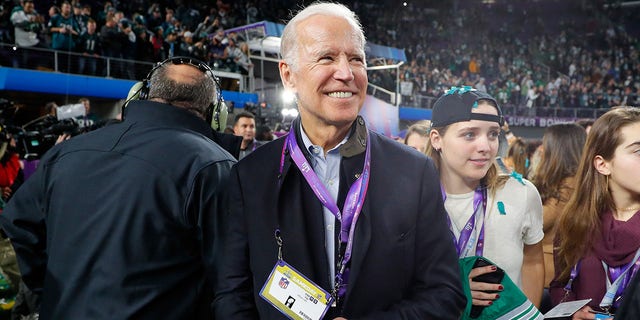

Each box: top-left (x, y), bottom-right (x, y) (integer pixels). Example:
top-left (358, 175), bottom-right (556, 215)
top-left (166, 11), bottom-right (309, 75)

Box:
top-left (279, 131), bottom-right (371, 299)
top-left (564, 248), bottom-right (640, 310)
top-left (441, 185), bottom-right (487, 258)
top-left (601, 248), bottom-right (640, 309)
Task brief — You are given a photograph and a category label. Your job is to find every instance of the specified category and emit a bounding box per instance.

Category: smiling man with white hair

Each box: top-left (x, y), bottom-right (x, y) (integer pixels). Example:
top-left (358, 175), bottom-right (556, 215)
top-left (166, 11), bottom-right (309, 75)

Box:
top-left (214, 2), bottom-right (465, 319)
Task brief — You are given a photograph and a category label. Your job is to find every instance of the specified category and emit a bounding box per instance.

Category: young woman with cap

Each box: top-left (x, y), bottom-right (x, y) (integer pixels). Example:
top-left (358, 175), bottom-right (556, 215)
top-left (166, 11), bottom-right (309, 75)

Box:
top-left (425, 87), bottom-right (544, 311)
top-left (550, 107), bottom-right (640, 319)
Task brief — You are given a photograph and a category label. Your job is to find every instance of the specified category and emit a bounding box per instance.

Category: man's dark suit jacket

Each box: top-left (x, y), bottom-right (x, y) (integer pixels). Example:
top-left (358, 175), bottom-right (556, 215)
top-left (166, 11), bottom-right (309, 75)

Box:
top-left (215, 117), bottom-right (466, 319)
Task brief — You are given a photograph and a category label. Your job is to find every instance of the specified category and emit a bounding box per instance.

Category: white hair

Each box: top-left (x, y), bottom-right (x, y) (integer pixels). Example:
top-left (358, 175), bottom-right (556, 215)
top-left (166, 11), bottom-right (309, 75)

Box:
top-left (280, 2), bottom-right (366, 69)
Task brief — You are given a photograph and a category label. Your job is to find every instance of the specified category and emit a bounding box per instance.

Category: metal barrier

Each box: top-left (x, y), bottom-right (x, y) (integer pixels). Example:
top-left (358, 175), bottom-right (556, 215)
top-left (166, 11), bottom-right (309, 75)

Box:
top-left (0, 42), bottom-right (251, 92)
top-left (406, 94), bottom-right (621, 120)
top-left (501, 105), bottom-right (609, 119)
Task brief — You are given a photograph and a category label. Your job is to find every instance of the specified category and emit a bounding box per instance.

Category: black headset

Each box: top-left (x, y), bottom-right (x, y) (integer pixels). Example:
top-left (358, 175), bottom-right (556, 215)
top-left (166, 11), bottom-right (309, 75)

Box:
top-left (135, 56), bottom-right (227, 131)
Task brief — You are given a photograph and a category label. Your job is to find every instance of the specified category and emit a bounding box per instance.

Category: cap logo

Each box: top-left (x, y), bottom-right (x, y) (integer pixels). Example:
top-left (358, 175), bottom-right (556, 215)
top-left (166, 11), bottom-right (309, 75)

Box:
top-left (445, 86), bottom-right (477, 96)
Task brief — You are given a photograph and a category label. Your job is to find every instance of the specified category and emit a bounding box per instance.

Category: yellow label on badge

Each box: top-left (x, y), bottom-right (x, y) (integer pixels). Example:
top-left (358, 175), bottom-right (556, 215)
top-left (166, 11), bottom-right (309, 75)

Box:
top-left (260, 260), bottom-right (333, 320)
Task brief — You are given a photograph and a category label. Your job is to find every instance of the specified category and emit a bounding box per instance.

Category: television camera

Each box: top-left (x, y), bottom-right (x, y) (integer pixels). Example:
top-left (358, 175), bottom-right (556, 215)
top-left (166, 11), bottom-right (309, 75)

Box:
top-left (0, 99), bottom-right (102, 160)
top-left (9, 116), bottom-right (88, 159)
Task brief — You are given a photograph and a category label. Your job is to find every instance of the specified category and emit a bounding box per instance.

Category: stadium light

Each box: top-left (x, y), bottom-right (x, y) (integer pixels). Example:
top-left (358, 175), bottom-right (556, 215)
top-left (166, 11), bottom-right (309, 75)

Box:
top-left (281, 90), bottom-right (296, 104)
top-left (281, 108), bottom-right (299, 118)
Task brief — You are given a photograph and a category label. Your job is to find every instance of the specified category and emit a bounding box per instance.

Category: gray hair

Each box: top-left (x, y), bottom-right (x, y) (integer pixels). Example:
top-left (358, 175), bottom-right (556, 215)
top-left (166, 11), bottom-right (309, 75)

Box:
top-left (148, 63), bottom-right (216, 117)
top-left (280, 2), bottom-right (366, 69)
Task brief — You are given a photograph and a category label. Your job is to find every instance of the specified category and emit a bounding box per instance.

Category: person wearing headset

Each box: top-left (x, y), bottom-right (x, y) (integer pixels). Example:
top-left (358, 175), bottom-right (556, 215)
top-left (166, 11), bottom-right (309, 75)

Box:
top-left (125, 74), bottom-right (242, 159)
top-left (0, 57), bottom-right (236, 319)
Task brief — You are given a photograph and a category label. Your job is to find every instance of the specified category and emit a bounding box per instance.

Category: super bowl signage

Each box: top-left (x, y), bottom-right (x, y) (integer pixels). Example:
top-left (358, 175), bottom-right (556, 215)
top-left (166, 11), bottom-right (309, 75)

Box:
top-left (505, 116), bottom-right (577, 128)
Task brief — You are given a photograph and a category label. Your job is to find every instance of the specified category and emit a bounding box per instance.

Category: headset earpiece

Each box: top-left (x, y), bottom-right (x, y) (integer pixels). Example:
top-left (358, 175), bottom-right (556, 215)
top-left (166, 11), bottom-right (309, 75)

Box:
top-left (211, 100), bottom-right (228, 132)
top-left (138, 61), bottom-right (163, 101)
top-left (138, 79), bottom-right (151, 100)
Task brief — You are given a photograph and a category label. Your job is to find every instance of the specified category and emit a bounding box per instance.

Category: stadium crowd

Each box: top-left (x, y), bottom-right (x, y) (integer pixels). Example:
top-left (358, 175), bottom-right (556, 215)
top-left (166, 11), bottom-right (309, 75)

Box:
top-left (1, 0), bottom-right (639, 110)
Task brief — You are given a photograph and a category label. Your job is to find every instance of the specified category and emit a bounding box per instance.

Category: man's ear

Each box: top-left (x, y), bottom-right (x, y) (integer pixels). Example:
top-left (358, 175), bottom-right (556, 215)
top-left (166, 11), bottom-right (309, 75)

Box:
top-left (279, 60), bottom-right (295, 92)
top-left (593, 155), bottom-right (611, 175)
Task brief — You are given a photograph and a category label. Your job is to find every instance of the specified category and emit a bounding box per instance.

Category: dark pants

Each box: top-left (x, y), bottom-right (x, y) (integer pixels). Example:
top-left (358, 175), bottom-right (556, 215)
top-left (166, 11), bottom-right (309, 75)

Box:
top-left (78, 55), bottom-right (98, 75)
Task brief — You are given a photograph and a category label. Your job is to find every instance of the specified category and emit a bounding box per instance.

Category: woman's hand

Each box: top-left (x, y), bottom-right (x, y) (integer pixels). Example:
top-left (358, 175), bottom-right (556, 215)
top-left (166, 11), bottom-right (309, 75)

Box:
top-left (468, 265), bottom-right (503, 306)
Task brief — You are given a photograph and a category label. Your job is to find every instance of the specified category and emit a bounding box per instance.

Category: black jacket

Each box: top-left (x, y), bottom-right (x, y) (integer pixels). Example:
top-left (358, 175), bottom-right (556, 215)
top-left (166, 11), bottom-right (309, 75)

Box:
top-left (0, 100), bottom-right (235, 319)
top-left (214, 116), bottom-right (465, 319)
top-left (616, 271), bottom-right (640, 319)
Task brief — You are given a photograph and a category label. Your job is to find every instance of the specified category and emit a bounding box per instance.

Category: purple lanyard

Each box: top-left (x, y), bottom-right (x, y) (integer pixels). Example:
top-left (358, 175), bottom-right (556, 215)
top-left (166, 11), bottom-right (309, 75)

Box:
top-left (441, 185), bottom-right (487, 257)
top-left (279, 131), bottom-right (371, 298)
top-left (601, 248), bottom-right (640, 309)
top-left (564, 261), bottom-right (581, 292)
top-left (564, 248), bottom-right (640, 310)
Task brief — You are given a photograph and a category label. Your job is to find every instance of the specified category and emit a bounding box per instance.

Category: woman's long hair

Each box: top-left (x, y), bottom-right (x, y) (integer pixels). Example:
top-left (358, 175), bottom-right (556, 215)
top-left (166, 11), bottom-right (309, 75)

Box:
top-left (555, 107), bottom-right (640, 281)
top-left (507, 137), bottom-right (529, 178)
top-left (530, 123), bottom-right (586, 204)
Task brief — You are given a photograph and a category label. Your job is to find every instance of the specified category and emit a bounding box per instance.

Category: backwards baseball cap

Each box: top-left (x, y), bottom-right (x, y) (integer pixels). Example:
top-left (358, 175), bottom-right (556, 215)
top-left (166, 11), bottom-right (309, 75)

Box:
top-left (431, 86), bottom-right (504, 127)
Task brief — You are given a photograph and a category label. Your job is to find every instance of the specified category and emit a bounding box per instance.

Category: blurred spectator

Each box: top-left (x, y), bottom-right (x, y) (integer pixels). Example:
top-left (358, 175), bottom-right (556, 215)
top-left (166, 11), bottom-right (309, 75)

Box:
top-left (161, 7), bottom-right (175, 32)
top-left (232, 111), bottom-right (261, 160)
top-left (403, 120), bottom-right (430, 153)
top-left (504, 137), bottom-right (530, 177)
top-left (72, 2), bottom-right (87, 34)
top-left (77, 18), bottom-right (101, 75)
top-left (0, 134), bottom-right (23, 206)
top-left (529, 123), bottom-right (586, 313)
top-left (576, 118), bottom-right (595, 134)
top-left (223, 37), bottom-right (243, 72)
top-left (119, 17), bottom-right (137, 79)
top-left (77, 97), bottom-right (98, 128)
top-left (81, 4), bottom-right (91, 20)
top-left (96, 1), bottom-right (113, 27)
top-left (44, 101), bottom-right (58, 117)
top-left (148, 25), bottom-right (163, 59)
top-left (43, 5), bottom-right (60, 47)
top-left (47, 1), bottom-right (79, 72)
top-left (194, 14), bottom-right (220, 39)
top-left (207, 30), bottom-right (227, 70)
top-left (161, 27), bottom-right (178, 59)
top-left (0, 3), bottom-right (12, 43)
top-left (146, 4), bottom-right (162, 31)
top-left (10, 0), bottom-right (45, 68)
top-left (235, 41), bottom-right (253, 74)
top-left (178, 30), bottom-right (206, 60)
top-left (48, 1), bottom-right (79, 51)
top-left (100, 13), bottom-right (122, 75)
top-left (255, 124), bottom-right (274, 142)
top-left (245, 2), bottom-right (259, 24)
top-left (134, 26), bottom-right (153, 61)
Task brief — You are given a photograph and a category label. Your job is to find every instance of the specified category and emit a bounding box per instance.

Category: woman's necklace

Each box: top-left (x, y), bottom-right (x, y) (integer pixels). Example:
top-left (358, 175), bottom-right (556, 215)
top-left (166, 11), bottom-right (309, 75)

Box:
top-left (617, 206), bottom-right (640, 212)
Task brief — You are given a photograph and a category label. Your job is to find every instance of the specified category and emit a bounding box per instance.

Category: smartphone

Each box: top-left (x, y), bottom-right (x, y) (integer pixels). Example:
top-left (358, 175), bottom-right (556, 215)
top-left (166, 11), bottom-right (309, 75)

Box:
top-left (469, 257), bottom-right (505, 319)
top-left (472, 257), bottom-right (505, 287)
